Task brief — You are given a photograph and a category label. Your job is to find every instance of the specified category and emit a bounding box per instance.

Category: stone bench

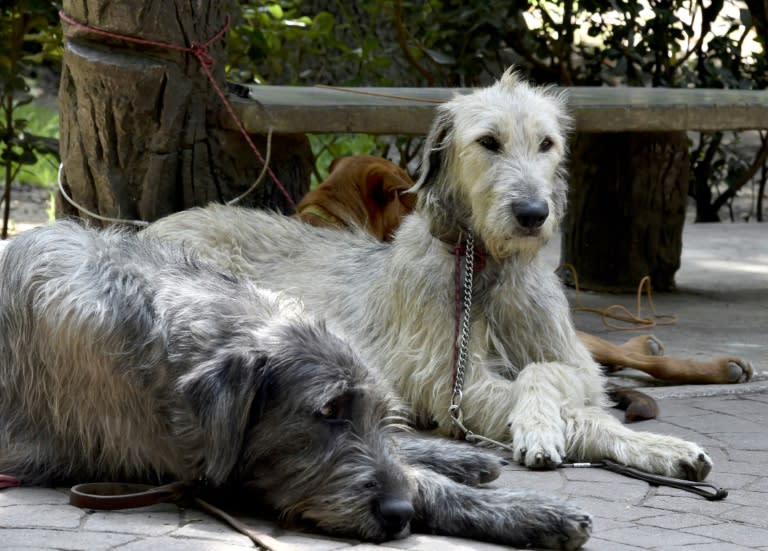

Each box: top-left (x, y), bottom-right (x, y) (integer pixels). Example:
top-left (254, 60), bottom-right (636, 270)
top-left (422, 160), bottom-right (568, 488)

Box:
top-left (229, 86), bottom-right (768, 291)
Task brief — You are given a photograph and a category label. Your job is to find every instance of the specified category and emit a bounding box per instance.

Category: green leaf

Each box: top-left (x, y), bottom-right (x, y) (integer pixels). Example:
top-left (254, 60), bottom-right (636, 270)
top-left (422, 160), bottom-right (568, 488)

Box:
top-left (266, 4), bottom-right (284, 20)
top-left (18, 148), bottom-right (38, 165)
top-left (312, 12), bottom-right (334, 34)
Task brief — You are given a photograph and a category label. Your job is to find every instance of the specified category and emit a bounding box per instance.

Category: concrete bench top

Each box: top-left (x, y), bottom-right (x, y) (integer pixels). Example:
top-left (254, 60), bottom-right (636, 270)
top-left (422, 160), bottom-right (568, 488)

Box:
top-left (229, 85), bottom-right (768, 135)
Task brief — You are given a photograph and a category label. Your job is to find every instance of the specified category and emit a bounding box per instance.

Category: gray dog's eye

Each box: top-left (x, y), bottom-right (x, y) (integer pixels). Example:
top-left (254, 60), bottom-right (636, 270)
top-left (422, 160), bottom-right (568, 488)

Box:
top-left (477, 135), bottom-right (501, 152)
top-left (317, 393), bottom-right (354, 424)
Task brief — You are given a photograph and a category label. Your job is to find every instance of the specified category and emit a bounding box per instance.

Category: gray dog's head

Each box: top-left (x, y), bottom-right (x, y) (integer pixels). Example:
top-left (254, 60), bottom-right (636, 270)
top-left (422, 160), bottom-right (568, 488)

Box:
top-left (173, 288), bottom-right (416, 542)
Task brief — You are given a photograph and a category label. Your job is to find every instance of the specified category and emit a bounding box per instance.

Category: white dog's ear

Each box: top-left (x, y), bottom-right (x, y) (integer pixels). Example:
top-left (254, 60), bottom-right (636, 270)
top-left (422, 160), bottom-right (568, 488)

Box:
top-left (179, 351), bottom-right (273, 485)
top-left (500, 66), bottom-right (521, 88)
top-left (410, 109), bottom-right (453, 193)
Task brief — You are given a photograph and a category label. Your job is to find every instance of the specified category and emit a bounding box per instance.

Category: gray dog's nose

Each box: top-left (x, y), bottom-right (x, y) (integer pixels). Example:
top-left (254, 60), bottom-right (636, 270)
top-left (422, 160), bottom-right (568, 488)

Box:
top-left (376, 496), bottom-right (414, 535)
top-left (512, 199), bottom-right (549, 229)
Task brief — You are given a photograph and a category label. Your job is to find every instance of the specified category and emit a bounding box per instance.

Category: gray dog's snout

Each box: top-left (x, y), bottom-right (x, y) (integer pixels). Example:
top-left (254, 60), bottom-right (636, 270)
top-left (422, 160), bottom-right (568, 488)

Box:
top-left (512, 199), bottom-right (549, 229)
top-left (376, 496), bottom-right (414, 535)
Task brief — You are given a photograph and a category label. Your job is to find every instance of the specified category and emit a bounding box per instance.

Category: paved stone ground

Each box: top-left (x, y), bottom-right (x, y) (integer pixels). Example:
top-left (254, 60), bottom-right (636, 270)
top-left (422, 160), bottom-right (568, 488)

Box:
top-left (1, 221), bottom-right (766, 550)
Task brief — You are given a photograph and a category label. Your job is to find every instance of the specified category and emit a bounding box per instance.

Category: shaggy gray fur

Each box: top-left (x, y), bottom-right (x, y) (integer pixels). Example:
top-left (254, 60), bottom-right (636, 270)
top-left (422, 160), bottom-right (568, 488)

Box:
top-left (0, 221), bottom-right (591, 549)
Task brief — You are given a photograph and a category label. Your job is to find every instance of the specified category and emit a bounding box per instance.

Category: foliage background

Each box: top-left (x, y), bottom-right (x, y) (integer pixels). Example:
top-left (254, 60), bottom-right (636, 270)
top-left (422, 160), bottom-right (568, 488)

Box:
top-left (1, 1), bottom-right (766, 227)
top-left (0, 1), bottom-right (61, 237)
top-left (228, 0), bottom-right (768, 222)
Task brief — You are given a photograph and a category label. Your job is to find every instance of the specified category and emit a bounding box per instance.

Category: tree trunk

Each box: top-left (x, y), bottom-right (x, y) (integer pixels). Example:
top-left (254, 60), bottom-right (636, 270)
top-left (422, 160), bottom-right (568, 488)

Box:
top-left (58, 0), bottom-right (310, 224)
top-left (561, 131), bottom-right (689, 292)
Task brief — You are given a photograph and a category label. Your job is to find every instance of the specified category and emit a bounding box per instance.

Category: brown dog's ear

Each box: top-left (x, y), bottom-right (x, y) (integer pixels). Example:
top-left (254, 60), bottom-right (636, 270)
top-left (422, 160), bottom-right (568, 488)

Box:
top-left (367, 166), bottom-right (414, 208)
top-left (367, 172), bottom-right (389, 207)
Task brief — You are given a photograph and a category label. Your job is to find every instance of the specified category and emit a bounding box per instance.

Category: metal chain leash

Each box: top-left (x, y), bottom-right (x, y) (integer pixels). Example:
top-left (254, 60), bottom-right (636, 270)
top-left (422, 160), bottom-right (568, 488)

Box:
top-left (449, 231), bottom-right (474, 419)
top-left (448, 231), bottom-right (514, 452)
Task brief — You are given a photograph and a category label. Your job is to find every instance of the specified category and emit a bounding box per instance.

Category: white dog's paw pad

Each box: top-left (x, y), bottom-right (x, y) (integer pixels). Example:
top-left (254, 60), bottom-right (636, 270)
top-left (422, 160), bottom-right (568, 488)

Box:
top-left (678, 452), bottom-right (713, 481)
top-left (510, 428), bottom-right (565, 469)
top-left (519, 448), bottom-right (563, 469)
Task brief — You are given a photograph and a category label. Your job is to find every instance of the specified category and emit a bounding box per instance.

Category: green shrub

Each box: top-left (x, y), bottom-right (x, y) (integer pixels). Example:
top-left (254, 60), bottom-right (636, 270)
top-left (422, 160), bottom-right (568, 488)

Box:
top-left (0, 0), bottom-right (61, 238)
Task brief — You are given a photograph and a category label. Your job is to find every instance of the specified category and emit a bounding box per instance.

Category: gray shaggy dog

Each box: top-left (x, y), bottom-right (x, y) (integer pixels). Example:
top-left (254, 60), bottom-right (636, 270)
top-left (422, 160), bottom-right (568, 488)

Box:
top-left (0, 221), bottom-right (592, 550)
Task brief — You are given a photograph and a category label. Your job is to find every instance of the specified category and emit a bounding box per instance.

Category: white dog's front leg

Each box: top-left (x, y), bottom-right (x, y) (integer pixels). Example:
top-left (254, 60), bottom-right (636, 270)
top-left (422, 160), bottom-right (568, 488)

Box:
top-left (507, 361), bottom-right (576, 469)
top-left (563, 406), bottom-right (713, 480)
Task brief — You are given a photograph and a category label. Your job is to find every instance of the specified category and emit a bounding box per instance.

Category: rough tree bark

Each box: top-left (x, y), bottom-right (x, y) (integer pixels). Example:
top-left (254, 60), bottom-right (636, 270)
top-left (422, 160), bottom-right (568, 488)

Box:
top-left (58, 0), bottom-right (310, 223)
top-left (562, 131), bottom-right (689, 292)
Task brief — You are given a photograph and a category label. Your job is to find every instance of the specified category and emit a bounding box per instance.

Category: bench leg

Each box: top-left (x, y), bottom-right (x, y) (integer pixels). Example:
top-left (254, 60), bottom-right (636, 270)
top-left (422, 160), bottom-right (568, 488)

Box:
top-left (561, 131), bottom-right (689, 292)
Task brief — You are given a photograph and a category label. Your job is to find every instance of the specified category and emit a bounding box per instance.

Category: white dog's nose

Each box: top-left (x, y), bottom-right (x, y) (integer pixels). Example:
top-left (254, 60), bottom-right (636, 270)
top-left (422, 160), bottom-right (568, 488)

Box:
top-left (512, 199), bottom-right (549, 229)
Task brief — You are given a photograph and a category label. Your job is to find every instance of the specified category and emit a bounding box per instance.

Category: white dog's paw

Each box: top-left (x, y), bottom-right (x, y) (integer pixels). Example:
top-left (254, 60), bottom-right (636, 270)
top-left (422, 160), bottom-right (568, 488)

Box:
top-left (672, 445), bottom-right (713, 481)
top-left (625, 438), bottom-right (713, 481)
top-left (509, 419), bottom-right (566, 469)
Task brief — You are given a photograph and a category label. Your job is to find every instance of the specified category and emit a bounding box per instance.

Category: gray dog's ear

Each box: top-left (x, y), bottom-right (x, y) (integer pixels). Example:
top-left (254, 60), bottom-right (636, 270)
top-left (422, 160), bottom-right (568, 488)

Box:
top-left (410, 109), bottom-right (453, 193)
top-left (180, 351), bottom-right (273, 485)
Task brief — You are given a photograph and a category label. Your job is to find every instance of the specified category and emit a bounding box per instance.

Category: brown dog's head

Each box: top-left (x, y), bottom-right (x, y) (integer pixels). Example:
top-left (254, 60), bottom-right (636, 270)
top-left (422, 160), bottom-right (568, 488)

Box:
top-left (297, 155), bottom-right (416, 241)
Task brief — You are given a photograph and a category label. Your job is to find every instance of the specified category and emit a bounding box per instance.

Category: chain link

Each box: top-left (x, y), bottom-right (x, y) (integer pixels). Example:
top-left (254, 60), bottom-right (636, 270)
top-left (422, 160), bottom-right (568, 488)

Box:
top-left (450, 232), bottom-right (473, 405)
top-left (448, 232), bottom-right (516, 453)
top-left (449, 232), bottom-right (474, 435)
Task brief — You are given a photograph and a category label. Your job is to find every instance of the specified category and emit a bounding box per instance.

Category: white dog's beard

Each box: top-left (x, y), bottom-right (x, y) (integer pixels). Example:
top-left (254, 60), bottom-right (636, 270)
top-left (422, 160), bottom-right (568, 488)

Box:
top-left (483, 229), bottom-right (550, 262)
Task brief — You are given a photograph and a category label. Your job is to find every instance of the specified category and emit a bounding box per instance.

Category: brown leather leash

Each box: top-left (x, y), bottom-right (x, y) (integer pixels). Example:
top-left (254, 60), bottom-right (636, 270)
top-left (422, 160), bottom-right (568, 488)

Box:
top-left (69, 481), bottom-right (298, 551)
top-left (69, 481), bottom-right (197, 509)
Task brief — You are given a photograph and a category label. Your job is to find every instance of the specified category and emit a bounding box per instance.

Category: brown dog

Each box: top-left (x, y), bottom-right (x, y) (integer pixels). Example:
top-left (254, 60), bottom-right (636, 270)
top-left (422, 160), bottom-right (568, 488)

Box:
top-left (297, 155), bottom-right (416, 241)
top-left (298, 156), bottom-right (753, 421)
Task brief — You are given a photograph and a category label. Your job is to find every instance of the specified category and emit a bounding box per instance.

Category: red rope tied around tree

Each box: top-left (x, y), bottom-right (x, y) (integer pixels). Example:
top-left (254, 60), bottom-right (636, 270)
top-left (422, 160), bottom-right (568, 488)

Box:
top-left (58, 10), bottom-right (296, 210)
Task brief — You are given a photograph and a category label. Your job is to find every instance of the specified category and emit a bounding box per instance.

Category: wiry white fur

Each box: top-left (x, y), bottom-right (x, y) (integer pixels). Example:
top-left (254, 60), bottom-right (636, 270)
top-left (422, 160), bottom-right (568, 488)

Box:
top-left (146, 69), bottom-right (712, 480)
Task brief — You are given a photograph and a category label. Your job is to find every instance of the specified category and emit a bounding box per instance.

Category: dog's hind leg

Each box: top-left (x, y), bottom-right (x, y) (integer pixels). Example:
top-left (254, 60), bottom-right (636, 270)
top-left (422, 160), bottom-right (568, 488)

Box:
top-left (580, 331), bottom-right (753, 384)
top-left (579, 332), bottom-right (663, 369)
top-left (609, 353), bottom-right (753, 384)
top-left (410, 467), bottom-right (592, 550)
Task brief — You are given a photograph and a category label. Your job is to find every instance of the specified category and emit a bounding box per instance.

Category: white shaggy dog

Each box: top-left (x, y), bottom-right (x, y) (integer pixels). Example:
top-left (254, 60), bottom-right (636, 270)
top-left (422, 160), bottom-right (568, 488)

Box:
top-left (147, 69), bottom-right (712, 480)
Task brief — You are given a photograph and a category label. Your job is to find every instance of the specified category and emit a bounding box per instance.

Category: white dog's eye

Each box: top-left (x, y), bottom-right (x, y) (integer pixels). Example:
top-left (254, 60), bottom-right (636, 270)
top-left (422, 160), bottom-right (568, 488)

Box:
top-left (539, 137), bottom-right (554, 153)
top-left (477, 135), bottom-right (501, 152)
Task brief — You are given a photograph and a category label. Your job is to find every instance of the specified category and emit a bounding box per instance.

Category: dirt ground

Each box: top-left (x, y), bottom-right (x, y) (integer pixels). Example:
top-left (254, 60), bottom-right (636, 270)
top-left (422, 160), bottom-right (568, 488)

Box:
top-left (2, 182), bottom-right (764, 239)
top-left (2, 183), bottom-right (54, 237)
top-left (0, 147), bottom-right (764, 238)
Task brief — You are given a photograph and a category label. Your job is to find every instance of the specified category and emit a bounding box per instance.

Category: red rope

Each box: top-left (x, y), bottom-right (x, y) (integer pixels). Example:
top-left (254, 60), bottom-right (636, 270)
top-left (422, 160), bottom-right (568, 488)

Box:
top-left (58, 10), bottom-right (296, 210)
top-left (0, 474), bottom-right (21, 489)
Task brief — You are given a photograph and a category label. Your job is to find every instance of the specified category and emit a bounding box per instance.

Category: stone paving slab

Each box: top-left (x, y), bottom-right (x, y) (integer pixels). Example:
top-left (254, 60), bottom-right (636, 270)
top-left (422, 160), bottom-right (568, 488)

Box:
top-left (2, 393), bottom-right (768, 550)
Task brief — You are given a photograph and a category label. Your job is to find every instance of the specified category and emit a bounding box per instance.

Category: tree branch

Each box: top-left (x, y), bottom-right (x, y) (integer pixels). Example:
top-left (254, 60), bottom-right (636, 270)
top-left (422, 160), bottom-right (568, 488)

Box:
top-left (712, 134), bottom-right (768, 212)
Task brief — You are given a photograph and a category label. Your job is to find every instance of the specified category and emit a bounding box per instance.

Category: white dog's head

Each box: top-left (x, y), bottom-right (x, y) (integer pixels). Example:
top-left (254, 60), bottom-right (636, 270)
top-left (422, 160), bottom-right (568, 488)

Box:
top-left (411, 68), bottom-right (571, 261)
